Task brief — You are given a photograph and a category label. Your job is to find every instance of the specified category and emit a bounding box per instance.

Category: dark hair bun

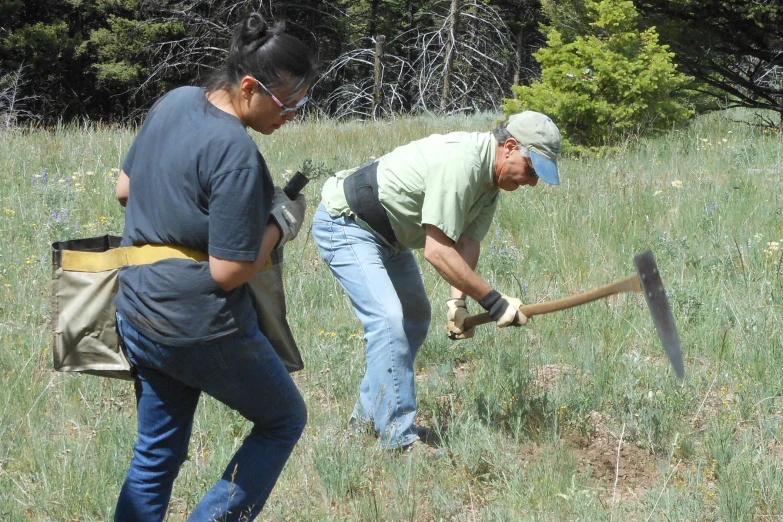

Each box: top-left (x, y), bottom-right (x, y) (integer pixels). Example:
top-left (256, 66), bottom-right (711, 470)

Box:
top-left (215, 12), bottom-right (315, 92)
top-left (235, 12), bottom-right (283, 51)
top-left (243, 13), bottom-right (269, 43)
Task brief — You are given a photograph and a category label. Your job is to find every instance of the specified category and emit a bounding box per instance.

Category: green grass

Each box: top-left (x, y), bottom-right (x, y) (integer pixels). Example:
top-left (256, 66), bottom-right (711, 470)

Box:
top-left (1, 110), bottom-right (782, 521)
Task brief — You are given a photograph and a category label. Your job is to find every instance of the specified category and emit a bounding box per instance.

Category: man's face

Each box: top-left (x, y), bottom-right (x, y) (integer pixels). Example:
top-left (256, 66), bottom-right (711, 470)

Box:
top-left (497, 139), bottom-right (539, 191)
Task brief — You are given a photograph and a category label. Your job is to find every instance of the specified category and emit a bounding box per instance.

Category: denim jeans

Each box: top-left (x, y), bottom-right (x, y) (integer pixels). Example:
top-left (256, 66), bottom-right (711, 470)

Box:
top-left (312, 204), bottom-right (431, 449)
top-left (114, 312), bottom-right (306, 522)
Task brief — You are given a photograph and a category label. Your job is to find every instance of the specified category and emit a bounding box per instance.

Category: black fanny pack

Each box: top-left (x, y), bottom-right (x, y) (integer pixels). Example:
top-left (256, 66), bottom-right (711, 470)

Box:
top-left (343, 161), bottom-right (398, 246)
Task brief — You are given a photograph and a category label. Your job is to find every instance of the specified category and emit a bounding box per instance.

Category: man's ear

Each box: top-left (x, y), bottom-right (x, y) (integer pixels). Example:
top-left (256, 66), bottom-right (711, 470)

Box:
top-left (503, 138), bottom-right (518, 157)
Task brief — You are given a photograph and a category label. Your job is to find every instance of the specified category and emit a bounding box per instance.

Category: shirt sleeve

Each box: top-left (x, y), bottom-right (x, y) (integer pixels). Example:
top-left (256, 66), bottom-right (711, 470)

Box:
top-left (122, 135), bottom-right (138, 175)
top-left (207, 166), bottom-right (273, 261)
top-left (123, 95), bottom-right (169, 176)
top-left (420, 158), bottom-right (480, 243)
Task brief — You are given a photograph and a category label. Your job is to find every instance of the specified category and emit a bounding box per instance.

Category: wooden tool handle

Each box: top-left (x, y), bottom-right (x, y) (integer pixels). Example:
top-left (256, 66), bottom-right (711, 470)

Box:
top-left (462, 275), bottom-right (642, 330)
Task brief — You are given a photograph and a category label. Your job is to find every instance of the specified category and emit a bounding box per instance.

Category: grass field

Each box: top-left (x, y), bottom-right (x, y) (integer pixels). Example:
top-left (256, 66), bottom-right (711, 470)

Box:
top-left (1, 110), bottom-right (782, 521)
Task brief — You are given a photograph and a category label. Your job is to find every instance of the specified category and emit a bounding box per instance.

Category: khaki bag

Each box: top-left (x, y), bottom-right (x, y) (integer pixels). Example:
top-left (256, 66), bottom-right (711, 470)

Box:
top-left (51, 235), bottom-right (303, 380)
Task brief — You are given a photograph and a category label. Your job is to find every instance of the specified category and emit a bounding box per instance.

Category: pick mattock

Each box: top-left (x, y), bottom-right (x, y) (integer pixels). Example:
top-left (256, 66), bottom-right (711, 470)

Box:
top-left (462, 250), bottom-right (685, 380)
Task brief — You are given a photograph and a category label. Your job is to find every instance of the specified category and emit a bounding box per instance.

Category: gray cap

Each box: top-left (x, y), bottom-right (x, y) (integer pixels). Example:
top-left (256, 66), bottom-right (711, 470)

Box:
top-left (507, 111), bottom-right (561, 185)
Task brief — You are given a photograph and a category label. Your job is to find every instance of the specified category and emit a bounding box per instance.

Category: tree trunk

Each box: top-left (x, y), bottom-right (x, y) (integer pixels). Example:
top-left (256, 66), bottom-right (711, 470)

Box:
top-left (513, 25), bottom-right (524, 86)
top-left (440, 0), bottom-right (461, 113)
top-left (373, 35), bottom-right (386, 119)
top-left (403, 0), bottom-right (415, 111)
top-left (461, 2), bottom-right (479, 109)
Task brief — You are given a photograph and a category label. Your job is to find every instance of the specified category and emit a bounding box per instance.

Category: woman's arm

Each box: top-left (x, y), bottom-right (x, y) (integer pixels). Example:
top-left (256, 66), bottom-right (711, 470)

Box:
top-left (116, 170), bottom-right (130, 207)
top-left (208, 223), bottom-right (282, 291)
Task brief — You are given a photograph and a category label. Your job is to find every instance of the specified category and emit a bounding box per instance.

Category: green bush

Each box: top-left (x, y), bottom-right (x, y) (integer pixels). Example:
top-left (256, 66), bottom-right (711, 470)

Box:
top-left (504, 0), bottom-right (692, 149)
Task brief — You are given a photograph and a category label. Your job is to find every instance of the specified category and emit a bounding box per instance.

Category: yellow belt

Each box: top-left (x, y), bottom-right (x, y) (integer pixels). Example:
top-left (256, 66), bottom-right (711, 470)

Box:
top-left (61, 244), bottom-right (208, 272)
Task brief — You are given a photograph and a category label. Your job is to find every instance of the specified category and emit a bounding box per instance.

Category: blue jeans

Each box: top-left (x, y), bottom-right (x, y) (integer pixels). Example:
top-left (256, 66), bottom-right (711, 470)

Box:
top-left (114, 312), bottom-right (306, 522)
top-left (312, 204), bottom-right (431, 449)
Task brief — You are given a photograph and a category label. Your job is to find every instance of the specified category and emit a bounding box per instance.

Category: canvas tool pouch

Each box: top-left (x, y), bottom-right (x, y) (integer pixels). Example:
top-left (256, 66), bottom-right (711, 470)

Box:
top-left (52, 235), bottom-right (303, 381)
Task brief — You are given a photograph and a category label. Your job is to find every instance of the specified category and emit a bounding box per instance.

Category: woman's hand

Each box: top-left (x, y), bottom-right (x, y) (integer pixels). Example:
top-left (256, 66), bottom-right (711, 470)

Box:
top-left (270, 187), bottom-right (307, 247)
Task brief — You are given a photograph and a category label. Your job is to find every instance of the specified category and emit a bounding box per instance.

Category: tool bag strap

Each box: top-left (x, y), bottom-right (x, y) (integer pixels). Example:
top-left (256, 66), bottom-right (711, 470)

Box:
top-left (343, 161), bottom-right (398, 246)
top-left (59, 244), bottom-right (209, 272)
top-left (56, 243), bottom-right (281, 273)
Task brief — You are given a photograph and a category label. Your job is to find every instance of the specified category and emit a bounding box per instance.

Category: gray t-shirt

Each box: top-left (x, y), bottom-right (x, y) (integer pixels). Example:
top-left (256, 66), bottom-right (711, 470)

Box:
top-left (115, 86), bottom-right (273, 346)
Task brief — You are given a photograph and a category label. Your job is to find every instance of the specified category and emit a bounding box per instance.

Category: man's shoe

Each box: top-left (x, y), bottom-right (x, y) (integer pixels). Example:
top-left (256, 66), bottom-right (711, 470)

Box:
top-left (402, 439), bottom-right (447, 459)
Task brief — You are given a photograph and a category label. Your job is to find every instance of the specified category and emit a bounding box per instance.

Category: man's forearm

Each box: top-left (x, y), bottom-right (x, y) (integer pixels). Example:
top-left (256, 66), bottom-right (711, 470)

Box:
top-left (424, 227), bottom-right (491, 301)
top-left (450, 235), bottom-right (481, 299)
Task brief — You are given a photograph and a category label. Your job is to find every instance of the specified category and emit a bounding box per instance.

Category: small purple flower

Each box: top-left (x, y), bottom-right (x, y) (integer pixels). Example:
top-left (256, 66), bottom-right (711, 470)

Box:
top-left (75, 222), bottom-right (81, 233)
top-left (708, 201), bottom-right (717, 212)
top-left (31, 178), bottom-right (38, 185)
top-left (522, 283), bottom-right (528, 295)
top-left (41, 170), bottom-right (49, 184)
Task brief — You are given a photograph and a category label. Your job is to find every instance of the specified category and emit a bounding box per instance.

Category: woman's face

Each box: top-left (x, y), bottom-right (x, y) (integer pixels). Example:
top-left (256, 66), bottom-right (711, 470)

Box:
top-left (240, 77), bottom-right (309, 134)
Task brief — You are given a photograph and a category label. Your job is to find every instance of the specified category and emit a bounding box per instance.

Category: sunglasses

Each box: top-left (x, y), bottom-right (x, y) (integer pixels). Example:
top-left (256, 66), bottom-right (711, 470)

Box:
top-left (519, 146), bottom-right (538, 179)
top-left (254, 78), bottom-right (309, 115)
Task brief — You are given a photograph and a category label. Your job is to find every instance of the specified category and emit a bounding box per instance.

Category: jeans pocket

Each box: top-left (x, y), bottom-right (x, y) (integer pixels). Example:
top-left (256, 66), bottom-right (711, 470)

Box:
top-left (312, 220), bottom-right (336, 265)
top-left (156, 342), bottom-right (229, 386)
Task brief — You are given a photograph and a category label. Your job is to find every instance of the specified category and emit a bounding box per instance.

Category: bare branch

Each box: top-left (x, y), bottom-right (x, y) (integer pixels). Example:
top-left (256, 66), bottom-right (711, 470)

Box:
top-left (0, 64), bottom-right (42, 131)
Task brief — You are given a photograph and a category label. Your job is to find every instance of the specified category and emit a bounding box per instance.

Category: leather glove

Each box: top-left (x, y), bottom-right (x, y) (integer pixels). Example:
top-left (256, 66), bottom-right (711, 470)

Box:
top-left (270, 187), bottom-right (306, 248)
top-left (479, 290), bottom-right (528, 328)
top-left (445, 298), bottom-right (475, 340)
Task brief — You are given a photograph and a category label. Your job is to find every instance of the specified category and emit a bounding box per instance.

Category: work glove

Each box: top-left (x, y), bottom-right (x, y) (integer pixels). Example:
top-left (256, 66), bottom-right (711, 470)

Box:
top-left (478, 290), bottom-right (528, 328)
top-left (445, 298), bottom-right (475, 340)
top-left (270, 187), bottom-right (306, 248)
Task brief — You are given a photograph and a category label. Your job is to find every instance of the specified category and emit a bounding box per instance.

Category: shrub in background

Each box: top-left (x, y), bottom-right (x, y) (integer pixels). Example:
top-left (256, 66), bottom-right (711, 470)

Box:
top-left (504, 0), bottom-right (693, 149)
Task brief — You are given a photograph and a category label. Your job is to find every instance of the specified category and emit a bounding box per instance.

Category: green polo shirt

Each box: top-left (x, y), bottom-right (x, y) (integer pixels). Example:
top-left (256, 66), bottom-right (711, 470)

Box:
top-left (321, 132), bottom-right (499, 249)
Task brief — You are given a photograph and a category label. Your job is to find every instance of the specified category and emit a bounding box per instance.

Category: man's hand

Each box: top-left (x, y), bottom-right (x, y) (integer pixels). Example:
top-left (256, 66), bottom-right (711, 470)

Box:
top-left (445, 298), bottom-right (475, 340)
top-left (270, 187), bottom-right (306, 248)
top-left (479, 290), bottom-right (528, 328)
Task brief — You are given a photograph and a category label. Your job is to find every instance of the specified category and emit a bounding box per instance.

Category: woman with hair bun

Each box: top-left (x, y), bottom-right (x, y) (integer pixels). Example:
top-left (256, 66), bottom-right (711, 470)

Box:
top-left (112, 13), bottom-right (317, 522)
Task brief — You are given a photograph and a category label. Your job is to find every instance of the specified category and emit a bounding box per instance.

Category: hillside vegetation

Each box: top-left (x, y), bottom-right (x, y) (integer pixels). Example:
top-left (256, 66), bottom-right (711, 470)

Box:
top-left (0, 111), bottom-right (781, 521)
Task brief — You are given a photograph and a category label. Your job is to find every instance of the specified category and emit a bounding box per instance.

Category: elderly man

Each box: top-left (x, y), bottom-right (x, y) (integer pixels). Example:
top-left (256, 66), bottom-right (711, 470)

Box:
top-left (312, 111), bottom-right (561, 450)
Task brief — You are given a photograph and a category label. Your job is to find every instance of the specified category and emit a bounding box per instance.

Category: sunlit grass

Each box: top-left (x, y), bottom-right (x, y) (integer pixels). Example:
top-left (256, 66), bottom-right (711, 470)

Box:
top-left (1, 109), bottom-right (781, 520)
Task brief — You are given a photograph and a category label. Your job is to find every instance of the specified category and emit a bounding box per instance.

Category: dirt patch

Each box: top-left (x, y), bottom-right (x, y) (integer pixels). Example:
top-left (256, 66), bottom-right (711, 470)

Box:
top-left (418, 362), bottom-right (674, 505)
top-left (514, 408), bottom-right (665, 506)
top-left (499, 364), bottom-right (666, 505)
top-left (452, 357), bottom-right (474, 385)
top-left (565, 411), bottom-right (662, 502)
top-left (767, 439), bottom-right (783, 459)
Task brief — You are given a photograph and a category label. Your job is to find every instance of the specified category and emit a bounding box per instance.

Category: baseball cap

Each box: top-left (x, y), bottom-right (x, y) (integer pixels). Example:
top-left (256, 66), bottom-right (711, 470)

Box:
top-left (507, 111), bottom-right (561, 185)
